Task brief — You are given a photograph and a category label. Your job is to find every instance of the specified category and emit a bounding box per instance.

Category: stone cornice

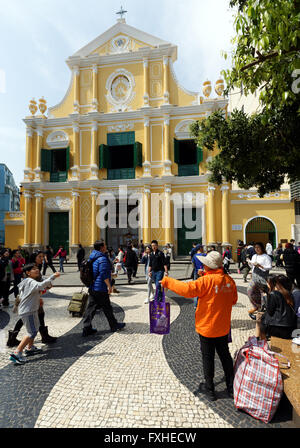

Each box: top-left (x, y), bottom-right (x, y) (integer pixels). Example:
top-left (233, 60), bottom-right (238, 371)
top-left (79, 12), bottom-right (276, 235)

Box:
top-left (66, 45), bottom-right (177, 70)
top-left (23, 101), bottom-right (227, 129)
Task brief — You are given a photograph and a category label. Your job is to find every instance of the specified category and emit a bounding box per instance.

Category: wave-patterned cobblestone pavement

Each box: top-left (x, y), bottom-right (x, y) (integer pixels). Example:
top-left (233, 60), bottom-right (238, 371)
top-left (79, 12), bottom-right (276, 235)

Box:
top-left (0, 298), bottom-right (124, 428)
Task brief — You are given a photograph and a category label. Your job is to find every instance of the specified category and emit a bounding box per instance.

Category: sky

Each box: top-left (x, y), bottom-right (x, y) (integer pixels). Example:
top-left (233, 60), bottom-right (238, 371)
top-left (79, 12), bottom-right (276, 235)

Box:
top-left (0, 0), bottom-right (235, 187)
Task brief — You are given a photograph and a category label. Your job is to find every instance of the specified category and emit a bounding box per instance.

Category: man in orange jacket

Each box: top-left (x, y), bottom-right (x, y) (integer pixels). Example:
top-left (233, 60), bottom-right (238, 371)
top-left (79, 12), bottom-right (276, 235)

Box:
top-left (161, 251), bottom-right (238, 401)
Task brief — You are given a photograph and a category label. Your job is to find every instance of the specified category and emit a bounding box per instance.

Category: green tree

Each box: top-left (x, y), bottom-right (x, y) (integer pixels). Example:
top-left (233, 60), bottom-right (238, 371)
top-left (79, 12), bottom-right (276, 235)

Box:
top-left (191, 0), bottom-right (300, 196)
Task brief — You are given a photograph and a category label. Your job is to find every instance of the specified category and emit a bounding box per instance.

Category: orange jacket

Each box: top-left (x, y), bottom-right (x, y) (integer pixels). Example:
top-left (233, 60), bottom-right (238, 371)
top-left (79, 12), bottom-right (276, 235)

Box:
top-left (161, 269), bottom-right (238, 338)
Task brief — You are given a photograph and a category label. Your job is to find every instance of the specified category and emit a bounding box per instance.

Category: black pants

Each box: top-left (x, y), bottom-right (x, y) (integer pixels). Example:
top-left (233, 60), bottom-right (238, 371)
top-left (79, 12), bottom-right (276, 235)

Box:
top-left (0, 280), bottom-right (11, 306)
top-left (285, 269), bottom-right (300, 289)
top-left (126, 267), bottom-right (133, 282)
top-left (199, 334), bottom-right (234, 390)
top-left (42, 262), bottom-right (56, 276)
top-left (77, 259), bottom-right (84, 271)
top-left (83, 291), bottom-right (118, 330)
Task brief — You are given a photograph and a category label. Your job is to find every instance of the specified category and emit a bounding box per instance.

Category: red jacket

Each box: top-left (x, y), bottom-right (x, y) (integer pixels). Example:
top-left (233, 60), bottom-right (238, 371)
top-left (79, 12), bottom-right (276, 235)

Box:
top-left (12, 257), bottom-right (25, 275)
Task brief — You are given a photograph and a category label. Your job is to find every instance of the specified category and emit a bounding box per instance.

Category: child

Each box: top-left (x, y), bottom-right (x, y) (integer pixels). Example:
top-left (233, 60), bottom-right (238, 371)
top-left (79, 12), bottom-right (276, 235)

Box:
top-left (9, 264), bottom-right (59, 365)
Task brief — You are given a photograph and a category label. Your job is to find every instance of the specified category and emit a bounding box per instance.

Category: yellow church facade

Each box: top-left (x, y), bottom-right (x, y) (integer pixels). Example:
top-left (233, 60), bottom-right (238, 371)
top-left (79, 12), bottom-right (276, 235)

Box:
top-left (5, 19), bottom-right (296, 257)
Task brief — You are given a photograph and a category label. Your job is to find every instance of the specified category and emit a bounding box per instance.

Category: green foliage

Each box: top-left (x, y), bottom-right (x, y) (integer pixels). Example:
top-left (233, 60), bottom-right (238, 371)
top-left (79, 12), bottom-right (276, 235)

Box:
top-left (190, 0), bottom-right (300, 196)
top-left (190, 104), bottom-right (300, 197)
top-left (223, 0), bottom-right (300, 111)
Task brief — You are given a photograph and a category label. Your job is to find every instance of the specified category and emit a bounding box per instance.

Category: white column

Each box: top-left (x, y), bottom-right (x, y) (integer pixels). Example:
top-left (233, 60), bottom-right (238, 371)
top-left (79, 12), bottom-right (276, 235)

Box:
top-left (24, 127), bottom-right (33, 181)
top-left (143, 186), bottom-right (151, 244)
top-left (221, 184), bottom-right (231, 247)
top-left (33, 192), bottom-right (43, 247)
top-left (71, 191), bottom-right (80, 246)
top-left (24, 191), bottom-right (32, 247)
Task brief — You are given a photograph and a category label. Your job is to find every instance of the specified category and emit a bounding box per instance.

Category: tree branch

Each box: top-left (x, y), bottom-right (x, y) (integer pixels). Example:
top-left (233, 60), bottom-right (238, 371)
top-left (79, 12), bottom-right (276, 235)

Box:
top-left (241, 47), bottom-right (300, 71)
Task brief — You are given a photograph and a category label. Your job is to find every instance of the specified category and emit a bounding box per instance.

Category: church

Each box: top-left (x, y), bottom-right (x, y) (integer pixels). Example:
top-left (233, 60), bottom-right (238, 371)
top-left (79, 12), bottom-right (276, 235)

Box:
top-left (4, 14), bottom-right (297, 257)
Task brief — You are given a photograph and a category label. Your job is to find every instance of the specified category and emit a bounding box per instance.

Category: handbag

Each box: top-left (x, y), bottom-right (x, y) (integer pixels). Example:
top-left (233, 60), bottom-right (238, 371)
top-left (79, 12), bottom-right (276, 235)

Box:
top-left (149, 287), bottom-right (170, 335)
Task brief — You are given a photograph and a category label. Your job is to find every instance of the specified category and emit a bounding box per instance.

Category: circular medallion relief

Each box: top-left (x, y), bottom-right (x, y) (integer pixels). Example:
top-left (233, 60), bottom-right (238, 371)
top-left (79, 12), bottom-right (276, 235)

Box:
top-left (111, 75), bottom-right (130, 102)
top-left (106, 69), bottom-right (136, 112)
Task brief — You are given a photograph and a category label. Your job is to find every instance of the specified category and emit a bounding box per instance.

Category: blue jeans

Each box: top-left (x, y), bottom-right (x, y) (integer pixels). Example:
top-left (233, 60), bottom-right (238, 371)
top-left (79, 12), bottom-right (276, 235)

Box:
top-left (152, 271), bottom-right (164, 302)
top-left (59, 257), bottom-right (65, 272)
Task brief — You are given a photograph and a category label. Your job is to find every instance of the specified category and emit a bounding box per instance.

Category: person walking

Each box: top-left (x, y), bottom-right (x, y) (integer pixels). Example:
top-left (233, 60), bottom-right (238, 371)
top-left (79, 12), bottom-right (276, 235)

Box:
top-left (53, 246), bottom-right (67, 273)
top-left (11, 249), bottom-right (25, 299)
top-left (161, 251), bottom-right (238, 401)
top-left (148, 240), bottom-right (168, 302)
top-left (247, 242), bottom-right (272, 319)
top-left (192, 246), bottom-right (207, 309)
top-left (275, 244), bottom-right (284, 268)
top-left (222, 246), bottom-right (232, 275)
top-left (236, 241), bottom-right (244, 274)
top-left (266, 241), bottom-right (274, 263)
top-left (82, 241), bottom-right (125, 336)
top-left (42, 246), bottom-right (56, 276)
top-left (132, 245), bottom-right (139, 278)
top-left (240, 244), bottom-right (251, 283)
top-left (0, 249), bottom-right (14, 308)
top-left (7, 250), bottom-right (58, 347)
top-left (257, 275), bottom-right (297, 340)
top-left (139, 240), bottom-right (145, 260)
top-left (76, 244), bottom-right (85, 272)
top-left (9, 265), bottom-right (60, 364)
top-left (141, 246), bottom-right (154, 304)
top-left (116, 246), bottom-right (126, 274)
top-left (282, 243), bottom-right (300, 288)
top-left (163, 244), bottom-right (172, 272)
top-left (124, 244), bottom-right (138, 284)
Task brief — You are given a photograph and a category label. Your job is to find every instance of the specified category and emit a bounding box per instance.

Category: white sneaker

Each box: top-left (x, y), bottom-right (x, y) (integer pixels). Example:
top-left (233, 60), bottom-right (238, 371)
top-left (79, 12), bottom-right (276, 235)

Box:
top-left (292, 337), bottom-right (300, 346)
top-left (149, 294), bottom-right (154, 300)
top-left (144, 299), bottom-right (150, 304)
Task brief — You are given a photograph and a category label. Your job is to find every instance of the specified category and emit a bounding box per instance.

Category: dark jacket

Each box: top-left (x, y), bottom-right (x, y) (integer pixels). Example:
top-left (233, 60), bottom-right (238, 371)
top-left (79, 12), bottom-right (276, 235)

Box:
top-left (262, 291), bottom-right (296, 328)
top-left (292, 288), bottom-right (300, 329)
top-left (124, 249), bottom-right (138, 269)
top-left (283, 249), bottom-right (300, 272)
top-left (77, 247), bottom-right (85, 261)
top-left (89, 250), bottom-right (112, 293)
top-left (149, 250), bottom-right (167, 272)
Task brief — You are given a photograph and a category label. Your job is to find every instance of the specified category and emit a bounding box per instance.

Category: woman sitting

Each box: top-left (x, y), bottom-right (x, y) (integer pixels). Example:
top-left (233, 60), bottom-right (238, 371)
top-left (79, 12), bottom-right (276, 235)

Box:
top-left (257, 275), bottom-right (297, 340)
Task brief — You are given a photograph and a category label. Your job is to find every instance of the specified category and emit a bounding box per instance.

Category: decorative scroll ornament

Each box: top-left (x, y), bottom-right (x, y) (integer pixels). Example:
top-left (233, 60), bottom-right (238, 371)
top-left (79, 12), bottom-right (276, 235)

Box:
top-left (175, 120), bottom-right (195, 139)
top-left (45, 197), bottom-right (72, 209)
top-left (46, 130), bottom-right (69, 148)
top-left (110, 35), bottom-right (130, 53)
top-left (106, 69), bottom-right (136, 112)
top-left (107, 122), bottom-right (134, 132)
top-left (237, 193), bottom-right (281, 199)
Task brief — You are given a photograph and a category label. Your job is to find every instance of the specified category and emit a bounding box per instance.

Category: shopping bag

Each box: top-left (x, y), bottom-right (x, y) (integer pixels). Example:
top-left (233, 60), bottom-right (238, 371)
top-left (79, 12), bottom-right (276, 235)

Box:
top-left (233, 336), bottom-right (289, 423)
top-left (149, 287), bottom-right (170, 335)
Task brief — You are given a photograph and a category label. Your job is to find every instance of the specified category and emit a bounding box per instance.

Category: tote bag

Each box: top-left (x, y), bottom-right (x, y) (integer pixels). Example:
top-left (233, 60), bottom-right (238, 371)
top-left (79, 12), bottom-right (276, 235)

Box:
top-left (149, 287), bottom-right (170, 335)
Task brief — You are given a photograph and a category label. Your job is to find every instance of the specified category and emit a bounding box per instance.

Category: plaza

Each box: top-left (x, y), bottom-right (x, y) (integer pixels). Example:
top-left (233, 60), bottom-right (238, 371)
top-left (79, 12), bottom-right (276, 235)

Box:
top-left (0, 263), bottom-right (295, 428)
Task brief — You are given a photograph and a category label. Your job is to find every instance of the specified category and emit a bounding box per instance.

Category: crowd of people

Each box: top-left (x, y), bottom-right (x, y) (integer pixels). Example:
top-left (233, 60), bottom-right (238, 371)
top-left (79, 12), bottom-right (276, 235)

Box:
top-left (1, 237), bottom-right (299, 408)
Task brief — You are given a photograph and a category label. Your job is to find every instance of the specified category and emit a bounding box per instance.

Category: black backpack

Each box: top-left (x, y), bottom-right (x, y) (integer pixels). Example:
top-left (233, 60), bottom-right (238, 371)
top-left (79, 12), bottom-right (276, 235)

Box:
top-left (80, 259), bottom-right (95, 287)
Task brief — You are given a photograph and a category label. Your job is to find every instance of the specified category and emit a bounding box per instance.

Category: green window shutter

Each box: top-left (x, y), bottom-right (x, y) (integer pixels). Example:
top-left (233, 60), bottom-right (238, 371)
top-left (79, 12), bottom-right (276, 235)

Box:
top-left (133, 142), bottom-right (143, 167)
top-left (99, 144), bottom-right (110, 169)
top-left (65, 146), bottom-right (70, 171)
top-left (174, 139), bottom-right (180, 164)
top-left (41, 149), bottom-right (52, 172)
top-left (197, 146), bottom-right (203, 164)
top-left (107, 132), bottom-right (135, 146)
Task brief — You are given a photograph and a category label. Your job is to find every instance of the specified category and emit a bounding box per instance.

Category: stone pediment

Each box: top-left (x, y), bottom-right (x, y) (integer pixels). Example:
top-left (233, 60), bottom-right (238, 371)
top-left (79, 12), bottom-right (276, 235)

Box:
top-left (72, 22), bottom-right (171, 58)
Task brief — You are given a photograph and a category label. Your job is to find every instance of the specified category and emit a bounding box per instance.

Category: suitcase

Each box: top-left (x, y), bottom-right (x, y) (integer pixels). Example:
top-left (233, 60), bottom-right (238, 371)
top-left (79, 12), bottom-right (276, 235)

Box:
top-left (68, 291), bottom-right (89, 317)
